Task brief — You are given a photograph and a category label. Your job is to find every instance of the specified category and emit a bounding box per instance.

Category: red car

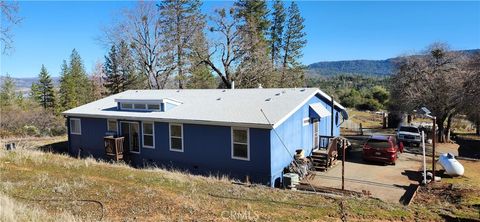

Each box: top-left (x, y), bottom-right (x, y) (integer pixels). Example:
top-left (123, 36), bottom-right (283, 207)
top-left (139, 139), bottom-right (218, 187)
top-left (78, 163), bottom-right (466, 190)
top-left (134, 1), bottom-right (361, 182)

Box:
top-left (362, 135), bottom-right (403, 165)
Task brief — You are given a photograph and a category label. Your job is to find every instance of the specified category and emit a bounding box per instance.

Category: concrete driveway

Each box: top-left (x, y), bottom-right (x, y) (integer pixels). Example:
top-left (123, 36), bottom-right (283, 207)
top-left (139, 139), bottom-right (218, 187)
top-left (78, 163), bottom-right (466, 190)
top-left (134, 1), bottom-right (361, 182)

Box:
top-left (306, 136), bottom-right (424, 203)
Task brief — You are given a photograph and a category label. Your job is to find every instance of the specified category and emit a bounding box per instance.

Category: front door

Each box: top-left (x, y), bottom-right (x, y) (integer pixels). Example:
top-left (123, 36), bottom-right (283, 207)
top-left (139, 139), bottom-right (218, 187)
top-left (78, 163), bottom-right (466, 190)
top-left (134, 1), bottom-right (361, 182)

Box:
top-left (120, 122), bottom-right (140, 153)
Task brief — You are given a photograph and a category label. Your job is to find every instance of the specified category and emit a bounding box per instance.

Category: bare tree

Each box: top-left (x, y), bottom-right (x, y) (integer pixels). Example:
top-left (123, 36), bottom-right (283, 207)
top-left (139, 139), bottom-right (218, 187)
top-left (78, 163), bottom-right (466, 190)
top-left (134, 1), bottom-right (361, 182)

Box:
top-left (105, 1), bottom-right (175, 89)
top-left (390, 43), bottom-right (467, 142)
top-left (196, 8), bottom-right (244, 88)
top-left (1, 1), bottom-right (22, 54)
top-left (464, 52), bottom-right (480, 135)
top-left (90, 60), bottom-right (107, 100)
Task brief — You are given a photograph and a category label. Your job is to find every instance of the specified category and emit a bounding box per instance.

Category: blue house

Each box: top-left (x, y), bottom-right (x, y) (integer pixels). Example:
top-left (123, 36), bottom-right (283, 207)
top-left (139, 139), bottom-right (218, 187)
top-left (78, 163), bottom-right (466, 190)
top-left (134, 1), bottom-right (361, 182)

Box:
top-left (63, 88), bottom-right (348, 187)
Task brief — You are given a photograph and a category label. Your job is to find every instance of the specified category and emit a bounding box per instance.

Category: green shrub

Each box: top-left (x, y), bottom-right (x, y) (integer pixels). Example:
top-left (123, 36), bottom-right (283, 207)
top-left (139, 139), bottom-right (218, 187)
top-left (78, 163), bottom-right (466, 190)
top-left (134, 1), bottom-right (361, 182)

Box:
top-left (356, 99), bottom-right (383, 111)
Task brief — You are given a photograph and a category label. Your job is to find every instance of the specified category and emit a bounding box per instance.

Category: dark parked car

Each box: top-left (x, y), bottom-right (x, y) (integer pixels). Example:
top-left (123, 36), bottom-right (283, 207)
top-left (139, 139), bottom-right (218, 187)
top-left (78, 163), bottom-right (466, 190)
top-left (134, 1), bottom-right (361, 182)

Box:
top-left (362, 135), bottom-right (403, 165)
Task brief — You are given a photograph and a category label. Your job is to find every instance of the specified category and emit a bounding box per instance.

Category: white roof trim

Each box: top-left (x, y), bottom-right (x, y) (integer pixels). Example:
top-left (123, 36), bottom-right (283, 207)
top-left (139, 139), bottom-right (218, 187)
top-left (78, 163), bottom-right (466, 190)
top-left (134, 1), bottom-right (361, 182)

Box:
top-left (272, 89), bottom-right (345, 129)
top-left (63, 113), bottom-right (273, 129)
top-left (310, 103), bottom-right (331, 118)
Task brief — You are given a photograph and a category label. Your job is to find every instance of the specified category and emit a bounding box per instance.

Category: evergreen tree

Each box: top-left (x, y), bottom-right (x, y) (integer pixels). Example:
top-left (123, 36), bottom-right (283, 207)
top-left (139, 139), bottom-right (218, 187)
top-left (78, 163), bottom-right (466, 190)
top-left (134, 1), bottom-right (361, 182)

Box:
top-left (187, 66), bottom-right (216, 89)
top-left (281, 1), bottom-right (307, 87)
top-left (59, 60), bottom-right (76, 110)
top-left (103, 45), bottom-right (122, 94)
top-left (31, 65), bottom-right (56, 110)
top-left (117, 41), bottom-right (144, 90)
top-left (104, 41), bottom-right (144, 95)
top-left (69, 49), bottom-right (92, 105)
top-left (158, 0), bottom-right (205, 89)
top-left (234, 0), bottom-right (270, 41)
top-left (234, 0), bottom-right (274, 88)
top-left (269, 0), bottom-right (286, 67)
top-left (0, 74), bottom-right (16, 108)
top-left (58, 49), bottom-right (92, 111)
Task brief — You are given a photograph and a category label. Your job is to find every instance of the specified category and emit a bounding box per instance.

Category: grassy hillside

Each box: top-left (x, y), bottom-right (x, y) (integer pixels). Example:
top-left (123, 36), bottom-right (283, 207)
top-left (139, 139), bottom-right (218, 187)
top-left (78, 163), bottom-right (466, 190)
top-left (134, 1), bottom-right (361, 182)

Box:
top-left (0, 138), bottom-right (478, 221)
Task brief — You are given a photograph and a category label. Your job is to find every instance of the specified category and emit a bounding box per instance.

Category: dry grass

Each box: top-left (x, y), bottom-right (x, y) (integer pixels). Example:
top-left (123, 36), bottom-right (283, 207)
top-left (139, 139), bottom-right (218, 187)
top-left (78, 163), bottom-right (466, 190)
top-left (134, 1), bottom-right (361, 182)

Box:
top-left (348, 109), bottom-right (384, 129)
top-left (0, 192), bottom-right (79, 222)
top-left (0, 138), bottom-right (477, 221)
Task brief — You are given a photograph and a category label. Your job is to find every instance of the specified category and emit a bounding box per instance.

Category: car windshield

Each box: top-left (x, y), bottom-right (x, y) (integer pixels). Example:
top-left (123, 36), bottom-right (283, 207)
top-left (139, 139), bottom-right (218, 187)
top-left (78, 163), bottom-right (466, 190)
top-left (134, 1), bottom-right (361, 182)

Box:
top-left (366, 139), bottom-right (391, 149)
top-left (399, 127), bottom-right (418, 133)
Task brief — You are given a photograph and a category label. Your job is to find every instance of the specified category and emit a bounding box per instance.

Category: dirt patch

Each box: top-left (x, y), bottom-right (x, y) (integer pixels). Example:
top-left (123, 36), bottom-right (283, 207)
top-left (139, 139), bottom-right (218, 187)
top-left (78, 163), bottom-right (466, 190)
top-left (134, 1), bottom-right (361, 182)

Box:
top-left (415, 183), bottom-right (471, 205)
top-left (414, 182), bottom-right (480, 221)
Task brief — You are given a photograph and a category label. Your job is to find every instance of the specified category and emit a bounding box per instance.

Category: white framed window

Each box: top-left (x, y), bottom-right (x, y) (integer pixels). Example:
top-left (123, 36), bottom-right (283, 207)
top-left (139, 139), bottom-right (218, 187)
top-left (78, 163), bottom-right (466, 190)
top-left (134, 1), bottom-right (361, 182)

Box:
top-left (107, 119), bottom-right (118, 132)
top-left (133, 104), bottom-right (147, 110)
top-left (303, 117), bottom-right (310, 126)
top-left (147, 104), bottom-right (160, 110)
top-left (70, 118), bottom-right (81, 135)
top-left (121, 103), bottom-right (133, 109)
top-left (231, 128), bottom-right (249, 161)
top-left (142, 122), bottom-right (155, 148)
top-left (169, 123), bottom-right (183, 152)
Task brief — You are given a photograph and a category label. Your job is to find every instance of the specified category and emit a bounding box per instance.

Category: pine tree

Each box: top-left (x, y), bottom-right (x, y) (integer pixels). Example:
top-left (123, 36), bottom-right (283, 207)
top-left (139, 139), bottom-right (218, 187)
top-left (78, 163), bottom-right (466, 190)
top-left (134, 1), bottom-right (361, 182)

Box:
top-left (117, 41), bottom-right (144, 90)
top-left (59, 60), bottom-right (76, 110)
top-left (158, 0), bottom-right (205, 89)
top-left (69, 49), bottom-right (92, 105)
top-left (58, 49), bottom-right (92, 111)
top-left (103, 45), bottom-right (122, 94)
top-left (269, 0), bottom-right (286, 67)
top-left (281, 1), bottom-right (307, 87)
top-left (0, 74), bottom-right (16, 108)
top-left (31, 65), bottom-right (56, 110)
top-left (234, 0), bottom-right (274, 88)
top-left (234, 0), bottom-right (270, 41)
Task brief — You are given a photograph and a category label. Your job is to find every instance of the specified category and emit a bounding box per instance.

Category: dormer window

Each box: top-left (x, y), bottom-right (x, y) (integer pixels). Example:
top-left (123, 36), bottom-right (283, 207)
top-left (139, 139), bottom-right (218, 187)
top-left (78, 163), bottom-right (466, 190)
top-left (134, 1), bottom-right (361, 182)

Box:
top-left (121, 103), bottom-right (133, 109)
top-left (115, 98), bottom-right (182, 112)
top-left (147, 104), bottom-right (160, 110)
top-left (133, 104), bottom-right (146, 110)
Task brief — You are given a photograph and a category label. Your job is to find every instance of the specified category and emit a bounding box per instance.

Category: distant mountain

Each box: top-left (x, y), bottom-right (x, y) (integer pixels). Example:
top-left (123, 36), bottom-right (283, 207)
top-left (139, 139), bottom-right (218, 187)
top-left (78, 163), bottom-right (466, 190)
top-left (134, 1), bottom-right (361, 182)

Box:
top-left (307, 49), bottom-right (480, 77)
top-left (0, 76), bottom-right (60, 95)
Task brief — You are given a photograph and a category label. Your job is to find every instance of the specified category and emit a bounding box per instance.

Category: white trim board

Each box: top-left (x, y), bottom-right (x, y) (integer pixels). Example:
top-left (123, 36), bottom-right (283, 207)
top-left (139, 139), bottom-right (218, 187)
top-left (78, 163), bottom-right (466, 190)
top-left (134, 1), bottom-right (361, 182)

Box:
top-left (272, 89), bottom-right (346, 129)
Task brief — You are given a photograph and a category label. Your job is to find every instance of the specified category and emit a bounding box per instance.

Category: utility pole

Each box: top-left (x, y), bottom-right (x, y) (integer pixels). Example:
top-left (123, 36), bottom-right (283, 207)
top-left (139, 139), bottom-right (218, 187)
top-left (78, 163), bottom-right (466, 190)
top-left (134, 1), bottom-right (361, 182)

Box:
top-left (432, 117), bottom-right (436, 181)
top-left (342, 139), bottom-right (345, 190)
top-left (331, 96), bottom-right (334, 137)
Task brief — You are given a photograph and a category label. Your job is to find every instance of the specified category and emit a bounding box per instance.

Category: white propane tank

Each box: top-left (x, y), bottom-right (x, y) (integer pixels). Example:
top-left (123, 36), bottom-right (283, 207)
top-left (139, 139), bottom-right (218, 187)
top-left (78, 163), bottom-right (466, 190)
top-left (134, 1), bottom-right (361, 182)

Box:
top-left (438, 153), bottom-right (464, 176)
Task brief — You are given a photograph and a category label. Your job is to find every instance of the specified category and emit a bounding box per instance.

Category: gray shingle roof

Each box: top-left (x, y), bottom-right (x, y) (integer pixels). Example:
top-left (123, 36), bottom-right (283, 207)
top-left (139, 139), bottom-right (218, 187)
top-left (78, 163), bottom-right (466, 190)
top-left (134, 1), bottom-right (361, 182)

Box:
top-left (63, 88), bottom-right (345, 129)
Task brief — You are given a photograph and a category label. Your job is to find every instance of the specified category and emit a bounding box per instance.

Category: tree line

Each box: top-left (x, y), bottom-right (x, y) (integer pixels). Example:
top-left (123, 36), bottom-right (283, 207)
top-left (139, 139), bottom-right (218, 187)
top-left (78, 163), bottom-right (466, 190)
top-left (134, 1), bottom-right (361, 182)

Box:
top-left (0, 0), bottom-right (308, 137)
top-left (101, 0), bottom-right (307, 94)
top-left (307, 74), bottom-right (390, 111)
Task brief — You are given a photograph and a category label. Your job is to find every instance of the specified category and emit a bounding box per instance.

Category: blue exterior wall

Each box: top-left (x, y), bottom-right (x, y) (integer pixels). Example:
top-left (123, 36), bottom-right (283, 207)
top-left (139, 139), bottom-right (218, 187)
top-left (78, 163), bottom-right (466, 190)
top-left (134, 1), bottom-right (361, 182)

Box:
top-left (67, 93), bottom-right (343, 187)
top-left (269, 94), bottom-right (343, 186)
top-left (68, 117), bottom-right (109, 157)
top-left (67, 117), bottom-right (271, 185)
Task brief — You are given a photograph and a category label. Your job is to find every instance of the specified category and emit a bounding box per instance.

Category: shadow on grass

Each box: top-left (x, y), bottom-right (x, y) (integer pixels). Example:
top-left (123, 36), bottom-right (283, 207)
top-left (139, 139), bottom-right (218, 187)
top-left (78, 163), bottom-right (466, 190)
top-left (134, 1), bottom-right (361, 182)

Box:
top-left (456, 136), bottom-right (480, 159)
top-left (440, 214), bottom-right (480, 222)
top-left (38, 141), bottom-right (69, 154)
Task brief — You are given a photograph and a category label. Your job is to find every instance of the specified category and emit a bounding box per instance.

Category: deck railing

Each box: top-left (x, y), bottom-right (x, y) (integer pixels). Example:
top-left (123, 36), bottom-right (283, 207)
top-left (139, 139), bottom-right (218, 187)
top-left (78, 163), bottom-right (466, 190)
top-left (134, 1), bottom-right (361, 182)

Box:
top-left (104, 136), bottom-right (125, 161)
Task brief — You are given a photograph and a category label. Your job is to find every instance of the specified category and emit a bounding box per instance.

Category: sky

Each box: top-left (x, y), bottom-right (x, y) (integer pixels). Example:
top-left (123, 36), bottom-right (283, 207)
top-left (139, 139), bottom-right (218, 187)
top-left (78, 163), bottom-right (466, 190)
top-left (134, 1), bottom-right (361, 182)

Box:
top-left (1, 1), bottom-right (479, 78)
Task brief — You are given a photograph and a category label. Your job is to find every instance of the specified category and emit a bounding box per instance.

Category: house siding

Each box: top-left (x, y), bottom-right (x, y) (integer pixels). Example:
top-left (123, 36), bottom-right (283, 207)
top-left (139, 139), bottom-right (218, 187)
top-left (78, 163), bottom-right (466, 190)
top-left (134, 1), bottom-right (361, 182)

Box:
top-left (269, 94), bottom-right (342, 186)
top-left (68, 117), bottom-right (271, 185)
top-left (69, 117), bottom-right (108, 157)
